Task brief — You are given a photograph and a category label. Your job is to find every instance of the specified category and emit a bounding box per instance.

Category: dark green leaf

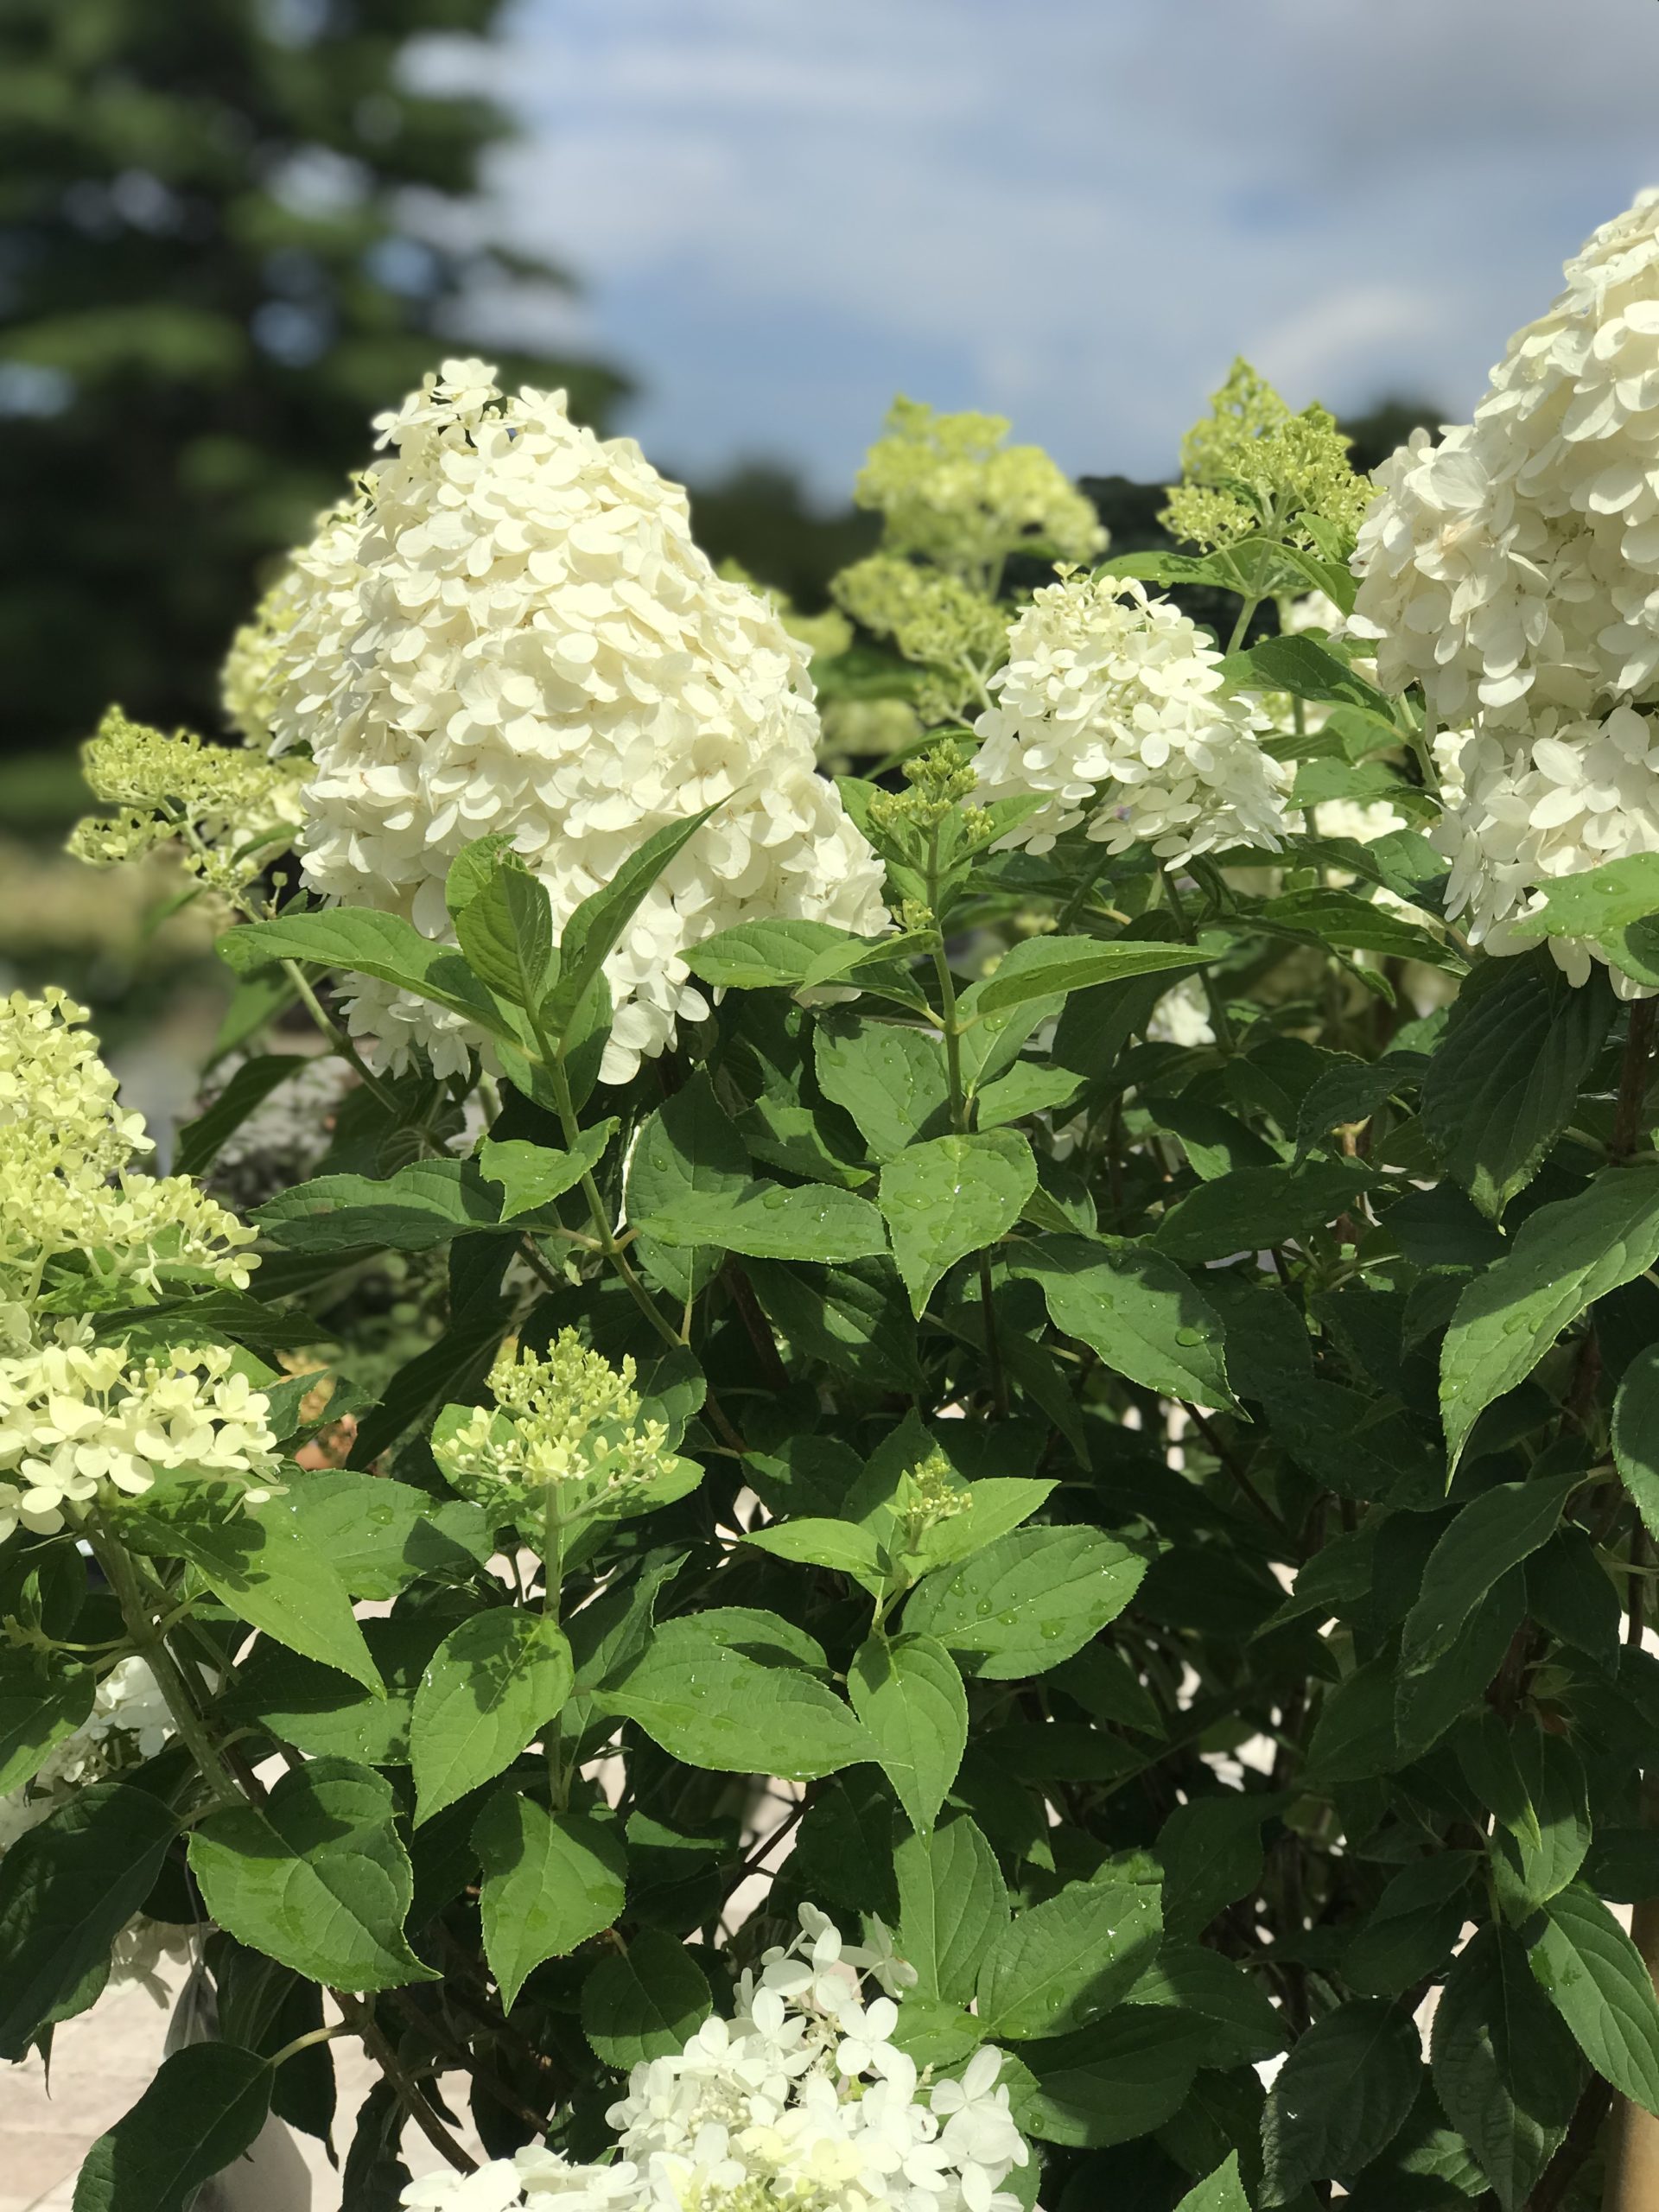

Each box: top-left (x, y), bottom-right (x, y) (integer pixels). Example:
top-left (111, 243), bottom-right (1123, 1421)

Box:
top-left (1007, 2007), bottom-right (1199, 2148)
top-left (1440, 1168), bottom-right (1659, 1466)
top-left (582, 1928), bottom-right (712, 2069)
top-left (72, 2043), bottom-right (272, 2212)
top-left (1614, 1343), bottom-right (1659, 1545)
top-left (1421, 956), bottom-right (1614, 1217)
top-left (174, 1054), bottom-right (310, 1179)
top-left (1260, 2000), bottom-right (1422, 2204)
top-left (1431, 1924), bottom-right (1580, 2211)
top-left (1402, 1474), bottom-right (1579, 1670)
top-left (625, 1072), bottom-right (750, 1300)
top-left (1529, 1884), bottom-right (1659, 2118)
top-left (220, 907), bottom-right (520, 1042)
top-left (0, 1783), bottom-right (177, 2058)
top-left (0, 1649), bottom-right (95, 1797)
top-left (1152, 1162), bottom-right (1369, 1264)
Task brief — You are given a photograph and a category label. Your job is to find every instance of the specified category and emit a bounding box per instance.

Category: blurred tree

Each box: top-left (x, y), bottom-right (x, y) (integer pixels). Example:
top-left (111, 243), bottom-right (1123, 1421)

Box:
top-left (0, 0), bottom-right (624, 753)
top-left (685, 462), bottom-right (878, 612)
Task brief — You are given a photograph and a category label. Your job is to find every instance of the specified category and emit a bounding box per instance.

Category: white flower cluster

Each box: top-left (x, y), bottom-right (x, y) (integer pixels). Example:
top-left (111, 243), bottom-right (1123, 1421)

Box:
top-left (0, 1656), bottom-right (191, 2000)
top-left (403, 1906), bottom-right (1033, 2212)
top-left (0, 1331), bottom-right (283, 1541)
top-left (972, 575), bottom-right (1292, 862)
top-left (1433, 707), bottom-right (1659, 980)
top-left (264, 359), bottom-right (888, 1084)
top-left (0, 989), bottom-right (257, 1326)
top-left (1350, 192), bottom-right (1659, 984)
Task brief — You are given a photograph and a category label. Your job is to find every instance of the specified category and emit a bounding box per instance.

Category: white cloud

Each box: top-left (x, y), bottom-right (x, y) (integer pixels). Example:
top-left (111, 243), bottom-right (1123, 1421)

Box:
top-left (413, 0), bottom-right (1659, 493)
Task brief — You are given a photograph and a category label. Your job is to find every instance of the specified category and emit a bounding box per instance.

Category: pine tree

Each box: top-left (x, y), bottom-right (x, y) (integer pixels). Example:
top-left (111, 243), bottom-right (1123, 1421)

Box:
top-left (0, 0), bottom-right (624, 751)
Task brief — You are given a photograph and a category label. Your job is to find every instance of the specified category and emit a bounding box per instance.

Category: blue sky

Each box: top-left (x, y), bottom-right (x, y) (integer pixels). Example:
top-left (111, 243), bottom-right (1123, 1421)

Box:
top-left (416, 0), bottom-right (1659, 499)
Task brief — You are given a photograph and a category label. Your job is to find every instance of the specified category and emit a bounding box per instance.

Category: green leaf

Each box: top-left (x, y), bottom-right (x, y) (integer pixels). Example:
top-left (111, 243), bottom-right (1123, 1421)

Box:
top-left (0, 1648), bottom-right (94, 1797)
top-left (189, 1758), bottom-right (439, 1991)
top-left (72, 2044), bottom-right (273, 2212)
top-left (625, 1072), bottom-right (750, 1300)
top-left (606, 1615), bottom-right (875, 1780)
top-left (173, 1053), bottom-right (310, 1179)
top-left (410, 1610), bottom-right (575, 1824)
top-left (0, 1783), bottom-right (177, 2058)
top-left (1508, 852), bottom-right (1659, 944)
top-left (1614, 1343), bottom-right (1659, 1544)
top-left (1529, 1884), bottom-right (1659, 2118)
top-left (976, 1872), bottom-right (1162, 2038)
top-left (1127, 1944), bottom-right (1285, 2067)
top-left (973, 1061), bottom-right (1084, 1128)
top-left (1230, 631), bottom-right (1396, 715)
top-left (543, 806), bottom-right (720, 1031)
top-left (1402, 1474), bottom-right (1580, 1670)
top-left (1421, 955), bottom-right (1614, 1217)
top-left (1440, 1168), bottom-right (1659, 1466)
top-left (814, 1014), bottom-right (951, 1160)
top-left (1010, 1235), bottom-right (1235, 1408)
top-left (1152, 1160), bottom-right (1370, 1264)
top-left (1260, 1999), bottom-right (1422, 2205)
top-left (280, 1471), bottom-right (491, 1601)
top-left (848, 1633), bottom-right (967, 1837)
top-left (878, 1129), bottom-right (1037, 1314)
top-left (220, 907), bottom-right (520, 1042)
top-left (967, 935), bottom-right (1208, 1021)
top-left (451, 860), bottom-right (556, 1011)
top-left (637, 1179), bottom-right (887, 1264)
top-left (1174, 2156), bottom-right (1251, 2212)
top-left (685, 917), bottom-right (900, 991)
top-left (906, 1528), bottom-right (1145, 1679)
top-left (474, 1793), bottom-right (627, 2010)
top-left (745, 1517), bottom-right (884, 1594)
top-left (894, 1813), bottom-right (1008, 2005)
top-left (1262, 887), bottom-right (1458, 969)
top-left (582, 1928), bottom-right (712, 2069)
top-left (1431, 1924), bottom-right (1581, 2211)
top-left (1490, 1726), bottom-right (1591, 1921)
top-left (253, 1159), bottom-right (503, 1251)
top-left (477, 1121), bottom-right (616, 1222)
top-left (1006, 2007), bottom-right (1199, 2147)
top-left (122, 1486), bottom-right (379, 1693)
top-left (746, 1257), bottom-right (926, 1391)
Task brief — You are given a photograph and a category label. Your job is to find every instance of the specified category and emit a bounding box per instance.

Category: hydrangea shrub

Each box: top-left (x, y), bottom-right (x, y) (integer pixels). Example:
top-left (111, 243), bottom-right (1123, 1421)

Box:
top-left (16, 198), bottom-right (1659, 2212)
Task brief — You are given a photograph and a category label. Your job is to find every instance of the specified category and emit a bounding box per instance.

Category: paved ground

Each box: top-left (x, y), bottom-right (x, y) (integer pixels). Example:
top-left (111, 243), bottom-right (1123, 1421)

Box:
top-left (3, 1964), bottom-right (486, 2212)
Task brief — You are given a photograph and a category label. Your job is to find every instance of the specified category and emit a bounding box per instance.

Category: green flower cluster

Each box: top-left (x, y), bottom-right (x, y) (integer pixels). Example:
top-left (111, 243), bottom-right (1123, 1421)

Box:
top-left (1160, 356), bottom-right (1372, 553)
